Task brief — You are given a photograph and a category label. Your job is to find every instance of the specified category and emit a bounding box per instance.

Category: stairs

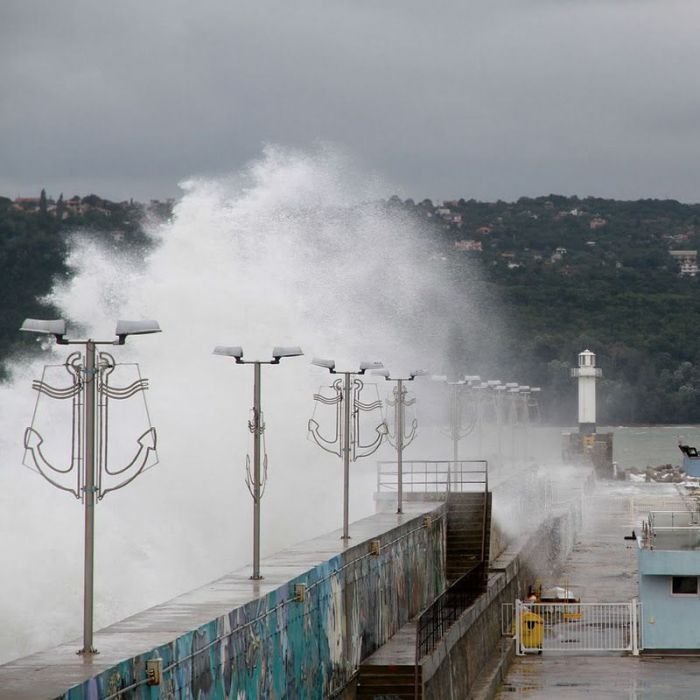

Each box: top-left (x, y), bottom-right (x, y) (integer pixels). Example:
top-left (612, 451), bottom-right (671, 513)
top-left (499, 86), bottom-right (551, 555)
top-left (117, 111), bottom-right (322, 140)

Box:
top-left (356, 490), bottom-right (492, 699)
top-left (356, 664), bottom-right (421, 699)
top-left (445, 492), bottom-right (491, 584)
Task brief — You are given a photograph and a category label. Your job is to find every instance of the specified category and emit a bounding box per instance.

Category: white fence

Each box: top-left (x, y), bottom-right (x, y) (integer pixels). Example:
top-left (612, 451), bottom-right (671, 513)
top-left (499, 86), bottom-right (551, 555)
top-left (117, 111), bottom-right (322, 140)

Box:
top-left (512, 600), bottom-right (641, 655)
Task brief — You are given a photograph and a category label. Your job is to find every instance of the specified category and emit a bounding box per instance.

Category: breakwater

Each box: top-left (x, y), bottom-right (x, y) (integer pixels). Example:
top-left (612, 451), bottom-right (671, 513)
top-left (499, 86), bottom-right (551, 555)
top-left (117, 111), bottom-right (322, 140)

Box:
top-left (0, 505), bottom-right (445, 700)
top-left (0, 466), bottom-right (595, 699)
top-left (422, 499), bottom-right (587, 699)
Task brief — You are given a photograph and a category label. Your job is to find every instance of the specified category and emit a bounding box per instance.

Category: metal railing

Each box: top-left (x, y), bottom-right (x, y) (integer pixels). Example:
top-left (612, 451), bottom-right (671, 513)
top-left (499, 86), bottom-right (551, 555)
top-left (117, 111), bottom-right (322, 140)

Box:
top-left (642, 510), bottom-right (700, 550)
top-left (377, 459), bottom-right (488, 495)
top-left (415, 563), bottom-right (485, 660)
top-left (405, 461), bottom-right (489, 699)
top-left (648, 510), bottom-right (700, 529)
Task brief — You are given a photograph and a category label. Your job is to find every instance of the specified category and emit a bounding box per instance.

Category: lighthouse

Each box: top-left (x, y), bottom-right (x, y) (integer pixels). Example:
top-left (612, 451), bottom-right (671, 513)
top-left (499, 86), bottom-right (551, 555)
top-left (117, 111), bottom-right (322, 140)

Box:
top-left (570, 349), bottom-right (602, 435)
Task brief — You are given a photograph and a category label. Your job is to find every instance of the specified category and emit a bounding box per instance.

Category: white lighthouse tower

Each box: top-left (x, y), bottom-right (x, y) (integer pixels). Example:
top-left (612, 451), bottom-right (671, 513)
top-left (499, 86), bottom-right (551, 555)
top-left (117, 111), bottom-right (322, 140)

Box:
top-left (571, 349), bottom-right (602, 435)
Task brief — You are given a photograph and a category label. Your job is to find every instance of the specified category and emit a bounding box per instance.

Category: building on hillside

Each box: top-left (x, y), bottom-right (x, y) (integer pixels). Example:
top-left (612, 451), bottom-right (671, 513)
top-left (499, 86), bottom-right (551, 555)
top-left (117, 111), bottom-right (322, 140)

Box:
top-left (669, 250), bottom-right (698, 277)
top-left (589, 217), bottom-right (607, 229)
top-left (64, 196), bottom-right (85, 215)
top-left (13, 197), bottom-right (42, 211)
top-left (454, 240), bottom-right (482, 251)
top-left (638, 511), bottom-right (700, 650)
top-left (663, 231), bottom-right (693, 244)
top-left (550, 247), bottom-right (568, 263)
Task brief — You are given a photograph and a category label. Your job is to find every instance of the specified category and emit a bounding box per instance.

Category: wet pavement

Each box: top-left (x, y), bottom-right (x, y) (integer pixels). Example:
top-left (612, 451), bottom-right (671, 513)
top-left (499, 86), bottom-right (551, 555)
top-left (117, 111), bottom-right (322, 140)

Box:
top-left (499, 655), bottom-right (700, 699)
top-left (497, 481), bottom-right (700, 699)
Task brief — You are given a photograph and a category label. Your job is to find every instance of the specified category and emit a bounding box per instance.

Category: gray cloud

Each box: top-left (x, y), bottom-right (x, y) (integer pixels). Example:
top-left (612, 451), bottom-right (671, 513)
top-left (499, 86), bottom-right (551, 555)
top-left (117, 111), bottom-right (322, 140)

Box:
top-left (2, 0), bottom-right (700, 201)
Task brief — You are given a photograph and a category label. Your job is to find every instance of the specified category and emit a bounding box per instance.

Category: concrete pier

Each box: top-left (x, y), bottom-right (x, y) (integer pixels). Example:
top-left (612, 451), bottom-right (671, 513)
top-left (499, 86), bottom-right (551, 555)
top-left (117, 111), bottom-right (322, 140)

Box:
top-left (0, 502), bottom-right (444, 700)
top-left (0, 461), bottom-right (603, 699)
top-left (497, 482), bottom-right (700, 699)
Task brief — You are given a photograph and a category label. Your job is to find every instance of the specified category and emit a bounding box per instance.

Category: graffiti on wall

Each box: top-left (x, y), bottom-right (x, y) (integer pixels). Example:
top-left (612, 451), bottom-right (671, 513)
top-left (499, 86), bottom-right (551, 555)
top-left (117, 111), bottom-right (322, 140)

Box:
top-left (62, 511), bottom-right (445, 700)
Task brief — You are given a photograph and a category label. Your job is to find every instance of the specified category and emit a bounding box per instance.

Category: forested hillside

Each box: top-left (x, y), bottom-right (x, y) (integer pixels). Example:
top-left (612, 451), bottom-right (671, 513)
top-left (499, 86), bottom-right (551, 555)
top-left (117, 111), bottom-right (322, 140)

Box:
top-left (0, 193), bottom-right (167, 370)
top-left (3, 191), bottom-right (700, 425)
top-left (393, 195), bottom-right (700, 425)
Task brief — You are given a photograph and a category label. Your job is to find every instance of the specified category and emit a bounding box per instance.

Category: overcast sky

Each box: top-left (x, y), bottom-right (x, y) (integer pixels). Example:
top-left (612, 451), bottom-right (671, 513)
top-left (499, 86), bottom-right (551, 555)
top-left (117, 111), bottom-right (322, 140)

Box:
top-left (2, 0), bottom-right (700, 203)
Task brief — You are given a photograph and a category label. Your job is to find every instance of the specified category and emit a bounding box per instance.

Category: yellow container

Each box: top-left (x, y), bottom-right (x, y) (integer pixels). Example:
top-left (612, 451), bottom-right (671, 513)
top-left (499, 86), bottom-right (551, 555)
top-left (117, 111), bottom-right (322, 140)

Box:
top-left (520, 610), bottom-right (544, 652)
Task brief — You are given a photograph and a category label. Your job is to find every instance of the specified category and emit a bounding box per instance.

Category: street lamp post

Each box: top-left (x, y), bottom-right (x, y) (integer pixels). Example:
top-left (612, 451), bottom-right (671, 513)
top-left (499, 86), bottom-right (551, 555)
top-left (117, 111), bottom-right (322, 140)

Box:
top-left (308, 359), bottom-right (387, 539)
top-left (213, 345), bottom-right (303, 580)
top-left (494, 384), bottom-right (507, 463)
top-left (506, 383), bottom-right (520, 463)
top-left (20, 318), bottom-right (160, 655)
top-left (518, 386), bottom-right (531, 461)
top-left (374, 370), bottom-right (425, 513)
top-left (432, 375), bottom-right (480, 464)
top-left (529, 387), bottom-right (542, 423)
top-left (482, 380), bottom-right (502, 458)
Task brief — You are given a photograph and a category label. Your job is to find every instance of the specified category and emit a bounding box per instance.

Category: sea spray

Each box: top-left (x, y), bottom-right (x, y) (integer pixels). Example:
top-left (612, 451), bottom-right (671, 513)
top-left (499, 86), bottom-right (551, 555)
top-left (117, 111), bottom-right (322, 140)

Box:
top-left (0, 145), bottom-right (499, 662)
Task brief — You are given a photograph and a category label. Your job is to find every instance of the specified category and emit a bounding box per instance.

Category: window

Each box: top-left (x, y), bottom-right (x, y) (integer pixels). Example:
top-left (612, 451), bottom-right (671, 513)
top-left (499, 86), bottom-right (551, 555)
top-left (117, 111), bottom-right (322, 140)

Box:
top-left (671, 576), bottom-right (698, 595)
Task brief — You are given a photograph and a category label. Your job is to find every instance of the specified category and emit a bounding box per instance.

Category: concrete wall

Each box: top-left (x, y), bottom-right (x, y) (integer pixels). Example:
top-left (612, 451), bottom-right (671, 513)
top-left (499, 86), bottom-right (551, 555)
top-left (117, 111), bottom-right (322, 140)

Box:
top-left (640, 548), bottom-right (700, 575)
top-left (422, 498), bottom-right (586, 700)
top-left (562, 432), bottom-right (613, 476)
top-left (421, 555), bottom-right (524, 698)
top-left (640, 573), bottom-right (700, 649)
top-left (639, 540), bottom-right (700, 649)
top-left (60, 511), bottom-right (446, 700)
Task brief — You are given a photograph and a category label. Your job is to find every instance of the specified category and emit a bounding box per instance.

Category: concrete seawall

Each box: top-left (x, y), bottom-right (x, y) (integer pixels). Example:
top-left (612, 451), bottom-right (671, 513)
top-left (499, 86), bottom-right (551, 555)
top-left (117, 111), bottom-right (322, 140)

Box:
top-left (0, 504), bottom-right (445, 700)
top-left (421, 474), bottom-right (593, 699)
top-left (0, 468), bottom-right (593, 699)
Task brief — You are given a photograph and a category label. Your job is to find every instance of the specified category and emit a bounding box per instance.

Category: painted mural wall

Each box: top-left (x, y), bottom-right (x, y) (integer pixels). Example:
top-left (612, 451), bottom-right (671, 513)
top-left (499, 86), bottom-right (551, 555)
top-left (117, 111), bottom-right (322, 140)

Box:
top-left (59, 512), bottom-right (446, 700)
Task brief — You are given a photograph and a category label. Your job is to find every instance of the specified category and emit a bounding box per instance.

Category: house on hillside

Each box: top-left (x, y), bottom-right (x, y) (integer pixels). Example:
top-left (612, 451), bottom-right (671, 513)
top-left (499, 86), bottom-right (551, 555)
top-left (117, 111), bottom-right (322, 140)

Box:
top-left (13, 197), bottom-right (41, 211)
top-left (454, 240), bottom-right (482, 252)
top-left (63, 196), bottom-right (84, 215)
top-left (669, 250), bottom-right (698, 277)
top-left (664, 232), bottom-right (691, 244)
top-left (551, 247), bottom-right (568, 263)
